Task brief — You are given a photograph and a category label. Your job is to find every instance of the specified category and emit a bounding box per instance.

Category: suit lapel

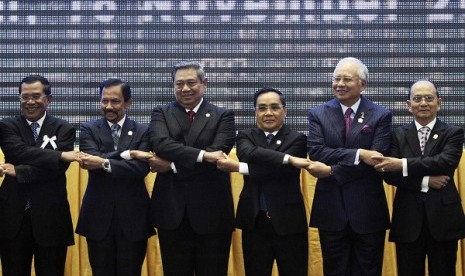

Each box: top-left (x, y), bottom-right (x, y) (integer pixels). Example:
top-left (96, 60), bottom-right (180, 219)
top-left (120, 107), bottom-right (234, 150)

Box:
top-left (424, 120), bottom-right (444, 156)
top-left (118, 119), bottom-right (136, 150)
top-left (187, 101), bottom-right (210, 146)
top-left (326, 99), bottom-right (346, 145)
top-left (97, 118), bottom-right (115, 152)
top-left (252, 128), bottom-right (268, 148)
top-left (18, 116), bottom-right (37, 146)
top-left (404, 123), bottom-right (422, 156)
top-left (170, 102), bottom-right (191, 143)
top-left (38, 116), bottom-right (57, 148)
top-left (346, 97), bottom-right (372, 144)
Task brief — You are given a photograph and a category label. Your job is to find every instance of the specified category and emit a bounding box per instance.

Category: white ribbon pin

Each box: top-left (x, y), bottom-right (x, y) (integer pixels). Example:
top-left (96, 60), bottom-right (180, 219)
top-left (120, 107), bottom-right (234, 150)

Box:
top-left (40, 135), bottom-right (57, 150)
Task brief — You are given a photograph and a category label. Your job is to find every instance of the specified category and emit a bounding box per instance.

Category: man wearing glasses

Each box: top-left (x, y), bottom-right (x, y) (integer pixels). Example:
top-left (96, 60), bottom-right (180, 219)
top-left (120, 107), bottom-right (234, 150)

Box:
top-left (217, 87), bottom-right (312, 275)
top-left (148, 61), bottom-right (236, 275)
top-left (0, 75), bottom-right (80, 276)
top-left (373, 80), bottom-right (465, 276)
top-left (306, 57), bottom-right (392, 275)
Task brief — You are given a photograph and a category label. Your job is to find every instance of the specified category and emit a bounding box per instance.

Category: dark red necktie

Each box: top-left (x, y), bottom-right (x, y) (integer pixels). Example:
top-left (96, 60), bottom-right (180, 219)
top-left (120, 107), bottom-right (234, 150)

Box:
top-left (187, 110), bottom-right (196, 123)
top-left (344, 108), bottom-right (353, 136)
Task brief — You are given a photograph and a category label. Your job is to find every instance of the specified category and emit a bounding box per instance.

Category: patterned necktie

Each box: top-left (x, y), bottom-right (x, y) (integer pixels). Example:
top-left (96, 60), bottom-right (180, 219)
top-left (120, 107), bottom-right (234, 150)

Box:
top-left (266, 133), bottom-right (274, 144)
top-left (344, 108), bottom-right (353, 136)
top-left (111, 124), bottom-right (121, 150)
top-left (419, 126), bottom-right (430, 154)
top-left (187, 110), bottom-right (196, 123)
top-left (30, 122), bottom-right (39, 141)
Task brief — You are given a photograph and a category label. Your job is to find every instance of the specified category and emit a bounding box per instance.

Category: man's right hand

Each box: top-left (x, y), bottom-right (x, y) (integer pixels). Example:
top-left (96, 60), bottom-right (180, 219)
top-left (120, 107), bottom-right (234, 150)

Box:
top-left (203, 151), bottom-right (226, 164)
top-left (359, 149), bottom-right (383, 166)
top-left (429, 175), bottom-right (450, 189)
top-left (61, 150), bottom-right (82, 164)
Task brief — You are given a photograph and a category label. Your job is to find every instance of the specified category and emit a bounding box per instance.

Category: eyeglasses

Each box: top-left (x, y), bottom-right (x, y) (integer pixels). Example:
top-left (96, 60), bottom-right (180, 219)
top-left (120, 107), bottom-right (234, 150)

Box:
top-left (256, 104), bottom-right (284, 113)
top-left (332, 76), bottom-right (357, 84)
top-left (19, 94), bottom-right (48, 102)
top-left (411, 95), bottom-right (436, 103)
top-left (174, 80), bottom-right (201, 90)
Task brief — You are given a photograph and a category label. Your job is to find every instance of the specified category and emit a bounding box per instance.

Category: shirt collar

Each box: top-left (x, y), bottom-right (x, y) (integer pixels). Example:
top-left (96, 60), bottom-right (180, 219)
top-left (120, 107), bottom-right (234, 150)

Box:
top-left (340, 98), bottom-right (361, 115)
top-left (26, 112), bottom-right (46, 128)
top-left (414, 118), bottom-right (436, 131)
top-left (185, 98), bottom-right (204, 113)
top-left (108, 115), bottom-right (126, 129)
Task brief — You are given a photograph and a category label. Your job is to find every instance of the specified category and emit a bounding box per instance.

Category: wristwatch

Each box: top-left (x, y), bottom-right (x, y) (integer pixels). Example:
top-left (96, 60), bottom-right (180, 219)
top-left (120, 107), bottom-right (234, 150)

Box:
top-left (102, 159), bottom-right (110, 172)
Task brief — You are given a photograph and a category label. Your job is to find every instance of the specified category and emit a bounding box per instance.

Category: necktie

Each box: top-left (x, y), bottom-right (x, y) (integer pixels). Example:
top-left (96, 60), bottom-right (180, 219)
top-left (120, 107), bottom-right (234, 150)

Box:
top-left (259, 133), bottom-right (275, 212)
top-left (111, 124), bottom-right (121, 150)
top-left (344, 108), bottom-right (353, 136)
top-left (187, 110), bottom-right (196, 123)
top-left (419, 126), bottom-right (430, 154)
top-left (266, 133), bottom-right (274, 144)
top-left (30, 122), bottom-right (39, 141)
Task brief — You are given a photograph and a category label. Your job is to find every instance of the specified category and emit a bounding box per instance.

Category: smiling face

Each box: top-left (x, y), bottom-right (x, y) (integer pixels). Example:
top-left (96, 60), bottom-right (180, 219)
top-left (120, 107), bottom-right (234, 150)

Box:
top-left (20, 81), bottom-right (51, 122)
top-left (255, 91), bottom-right (286, 133)
top-left (100, 84), bottom-right (132, 124)
top-left (407, 80), bottom-right (441, 126)
top-left (173, 67), bottom-right (207, 110)
top-left (332, 61), bottom-right (366, 107)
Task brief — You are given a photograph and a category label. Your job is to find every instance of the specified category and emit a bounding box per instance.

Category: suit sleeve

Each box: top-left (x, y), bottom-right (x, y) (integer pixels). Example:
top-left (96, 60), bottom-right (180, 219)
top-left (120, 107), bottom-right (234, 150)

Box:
top-left (0, 119), bottom-right (73, 169)
top-left (384, 126), bottom-right (463, 191)
top-left (237, 131), bottom-right (306, 181)
top-left (79, 122), bottom-right (150, 180)
top-left (12, 123), bottom-right (75, 184)
top-left (150, 106), bottom-right (236, 169)
top-left (308, 108), bottom-right (392, 185)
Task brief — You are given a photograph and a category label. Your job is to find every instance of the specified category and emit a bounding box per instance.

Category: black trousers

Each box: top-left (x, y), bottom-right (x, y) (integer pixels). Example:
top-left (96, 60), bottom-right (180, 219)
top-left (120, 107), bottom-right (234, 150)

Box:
top-left (0, 210), bottom-right (67, 276)
top-left (86, 213), bottom-right (148, 276)
top-left (396, 202), bottom-right (458, 276)
top-left (242, 211), bottom-right (308, 276)
top-left (319, 224), bottom-right (386, 276)
top-left (157, 215), bottom-right (232, 276)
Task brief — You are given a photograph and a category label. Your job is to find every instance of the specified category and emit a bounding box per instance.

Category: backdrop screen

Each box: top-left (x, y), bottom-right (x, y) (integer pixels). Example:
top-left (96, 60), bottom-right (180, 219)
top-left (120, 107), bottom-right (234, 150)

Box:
top-left (1, 1), bottom-right (464, 145)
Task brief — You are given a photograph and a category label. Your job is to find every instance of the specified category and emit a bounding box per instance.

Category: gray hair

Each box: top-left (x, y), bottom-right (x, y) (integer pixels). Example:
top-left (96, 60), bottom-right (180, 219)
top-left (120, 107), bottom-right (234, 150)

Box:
top-left (171, 61), bottom-right (207, 83)
top-left (334, 57), bottom-right (368, 82)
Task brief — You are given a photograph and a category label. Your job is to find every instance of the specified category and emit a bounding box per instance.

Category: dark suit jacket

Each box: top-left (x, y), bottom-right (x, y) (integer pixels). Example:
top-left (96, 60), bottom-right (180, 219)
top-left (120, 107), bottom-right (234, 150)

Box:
top-left (149, 100), bottom-right (236, 234)
top-left (76, 118), bottom-right (154, 241)
top-left (235, 125), bottom-right (308, 236)
top-left (0, 115), bottom-right (75, 247)
top-left (384, 120), bottom-right (465, 243)
top-left (307, 96), bottom-right (392, 234)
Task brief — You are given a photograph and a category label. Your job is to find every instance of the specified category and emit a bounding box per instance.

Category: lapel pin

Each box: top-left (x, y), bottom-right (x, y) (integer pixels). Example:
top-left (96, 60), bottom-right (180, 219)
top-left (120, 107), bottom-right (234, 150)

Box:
top-left (358, 112), bottom-right (365, 123)
top-left (433, 134), bottom-right (438, 139)
top-left (128, 131), bottom-right (133, 136)
top-left (206, 113), bottom-right (211, 118)
top-left (276, 140), bottom-right (282, 145)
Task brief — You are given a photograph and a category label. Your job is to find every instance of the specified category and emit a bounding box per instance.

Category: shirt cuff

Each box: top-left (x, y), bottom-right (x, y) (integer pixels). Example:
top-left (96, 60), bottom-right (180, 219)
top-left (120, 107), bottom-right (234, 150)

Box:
top-left (402, 158), bottom-right (408, 176)
top-left (355, 149), bottom-right (361, 165)
top-left (197, 150), bottom-right (205, 162)
top-left (120, 150), bottom-right (131, 160)
top-left (421, 176), bottom-right (430, 192)
top-left (283, 154), bottom-right (290, 165)
top-left (171, 162), bottom-right (177, 174)
top-left (239, 162), bottom-right (249, 175)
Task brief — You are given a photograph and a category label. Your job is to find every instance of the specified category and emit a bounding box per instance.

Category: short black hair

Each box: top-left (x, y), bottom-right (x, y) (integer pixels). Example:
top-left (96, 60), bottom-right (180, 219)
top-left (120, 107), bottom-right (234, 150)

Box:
top-left (19, 75), bottom-right (51, 95)
top-left (253, 87), bottom-right (286, 107)
top-left (409, 79), bottom-right (439, 99)
top-left (99, 78), bottom-right (132, 101)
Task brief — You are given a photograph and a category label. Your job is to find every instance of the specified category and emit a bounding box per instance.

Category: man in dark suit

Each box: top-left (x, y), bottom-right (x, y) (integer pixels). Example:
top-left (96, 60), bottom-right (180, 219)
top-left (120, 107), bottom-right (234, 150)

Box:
top-left (217, 87), bottom-right (311, 275)
top-left (149, 61), bottom-right (236, 275)
top-left (306, 57), bottom-right (392, 275)
top-left (76, 79), bottom-right (155, 275)
top-left (0, 75), bottom-right (81, 276)
top-left (373, 80), bottom-right (465, 276)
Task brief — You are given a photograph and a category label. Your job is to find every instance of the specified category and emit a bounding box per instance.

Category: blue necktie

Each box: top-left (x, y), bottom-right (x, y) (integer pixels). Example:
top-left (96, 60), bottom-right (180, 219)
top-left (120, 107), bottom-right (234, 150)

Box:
top-left (111, 124), bottom-right (120, 150)
top-left (266, 133), bottom-right (274, 145)
top-left (30, 122), bottom-right (39, 141)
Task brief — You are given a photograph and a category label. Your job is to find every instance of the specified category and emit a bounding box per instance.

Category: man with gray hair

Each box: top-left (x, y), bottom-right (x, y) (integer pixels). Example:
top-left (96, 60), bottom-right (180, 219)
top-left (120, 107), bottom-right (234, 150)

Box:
top-left (149, 61), bottom-right (236, 275)
top-left (306, 57), bottom-right (392, 275)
